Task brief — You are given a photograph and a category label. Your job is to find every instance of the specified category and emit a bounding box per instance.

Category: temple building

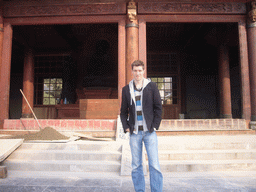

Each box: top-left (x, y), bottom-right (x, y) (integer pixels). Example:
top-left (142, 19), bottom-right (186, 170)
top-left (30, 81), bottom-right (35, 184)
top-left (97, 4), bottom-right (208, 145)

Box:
top-left (0, 0), bottom-right (256, 137)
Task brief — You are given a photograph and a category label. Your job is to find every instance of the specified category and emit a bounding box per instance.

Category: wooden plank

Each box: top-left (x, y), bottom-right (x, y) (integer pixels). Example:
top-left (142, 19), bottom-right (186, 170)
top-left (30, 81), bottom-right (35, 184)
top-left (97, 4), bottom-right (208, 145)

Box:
top-left (73, 132), bottom-right (113, 141)
top-left (0, 139), bottom-right (23, 162)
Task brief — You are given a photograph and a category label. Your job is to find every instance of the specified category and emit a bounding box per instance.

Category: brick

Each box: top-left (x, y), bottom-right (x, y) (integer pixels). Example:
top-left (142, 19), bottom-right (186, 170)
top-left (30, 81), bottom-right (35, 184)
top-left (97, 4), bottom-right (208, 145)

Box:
top-left (0, 166), bottom-right (7, 179)
top-left (211, 119), bottom-right (218, 126)
top-left (80, 120), bottom-right (88, 130)
top-left (67, 120), bottom-right (75, 128)
top-left (39, 120), bottom-right (48, 129)
top-left (225, 119), bottom-right (232, 126)
top-left (14, 120), bottom-right (21, 130)
top-left (110, 121), bottom-right (117, 130)
top-left (169, 120), bottom-right (175, 128)
top-left (177, 120), bottom-right (183, 128)
top-left (190, 120), bottom-right (197, 129)
top-left (74, 120), bottom-right (81, 130)
top-left (101, 120), bottom-right (109, 130)
top-left (54, 120), bottom-right (61, 129)
top-left (219, 119), bottom-right (226, 126)
top-left (3, 120), bottom-right (9, 129)
top-left (94, 120), bottom-right (101, 130)
top-left (60, 120), bottom-right (68, 130)
top-left (20, 119), bottom-right (29, 129)
top-left (161, 120), bottom-right (170, 129)
top-left (204, 119), bottom-right (211, 127)
top-left (28, 119), bottom-right (35, 129)
top-left (184, 120), bottom-right (191, 128)
top-left (88, 120), bottom-right (94, 129)
top-left (9, 120), bottom-right (16, 129)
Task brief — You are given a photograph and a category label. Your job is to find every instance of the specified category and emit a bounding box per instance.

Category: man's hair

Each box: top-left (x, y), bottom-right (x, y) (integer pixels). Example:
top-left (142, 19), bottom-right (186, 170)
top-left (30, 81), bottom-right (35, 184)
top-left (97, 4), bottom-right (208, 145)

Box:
top-left (131, 60), bottom-right (145, 70)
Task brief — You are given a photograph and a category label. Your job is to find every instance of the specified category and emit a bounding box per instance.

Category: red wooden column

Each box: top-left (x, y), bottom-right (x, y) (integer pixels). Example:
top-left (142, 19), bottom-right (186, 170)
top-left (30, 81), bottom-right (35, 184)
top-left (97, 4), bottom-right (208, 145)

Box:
top-left (0, 0), bottom-right (3, 76)
top-left (248, 25), bottom-right (256, 122)
top-left (247, 2), bottom-right (256, 129)
top-left (0, 1), bottom-right (3, 129)
top-left (139, 19), bottom-right (147, 77)
top-left (0, 22), bottom-right (13, 128)
top-left (118, 19), bottom-right (126, 104)
top-left (218, 44), bottom-right (232, 119)
top-left (238, 20), bottom-right (251, 123)
top-left (126, 1), bottom-right (139, 84)
top-left (21, 48), bottom-right (34, 118)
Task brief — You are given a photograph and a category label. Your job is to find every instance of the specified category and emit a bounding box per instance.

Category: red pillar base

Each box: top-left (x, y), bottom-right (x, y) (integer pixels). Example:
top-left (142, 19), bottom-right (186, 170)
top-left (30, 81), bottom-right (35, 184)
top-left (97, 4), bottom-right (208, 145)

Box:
top-left (21, 114), bottom-right (33, 118)
top-left (250, 121), bottom-right (256, 130)
top-left (220, 114), bottom-right (232, 119)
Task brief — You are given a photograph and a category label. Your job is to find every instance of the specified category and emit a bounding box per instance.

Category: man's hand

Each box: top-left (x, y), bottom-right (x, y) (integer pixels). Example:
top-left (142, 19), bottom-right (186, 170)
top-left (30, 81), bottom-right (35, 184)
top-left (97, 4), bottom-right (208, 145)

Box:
top-left (125, 128), bottom-right (130, 133)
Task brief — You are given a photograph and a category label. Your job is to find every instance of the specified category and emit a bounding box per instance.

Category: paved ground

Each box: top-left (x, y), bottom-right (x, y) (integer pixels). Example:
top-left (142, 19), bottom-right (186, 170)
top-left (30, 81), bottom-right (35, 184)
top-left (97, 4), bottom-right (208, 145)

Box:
top-left (0, 174), bottom-right (256, 192)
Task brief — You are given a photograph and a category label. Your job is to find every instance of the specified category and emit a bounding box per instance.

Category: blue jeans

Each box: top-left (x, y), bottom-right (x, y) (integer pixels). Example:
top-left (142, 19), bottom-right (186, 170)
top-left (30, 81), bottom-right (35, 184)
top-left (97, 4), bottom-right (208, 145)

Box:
top-left (130, 131), bottom-right (163, 192)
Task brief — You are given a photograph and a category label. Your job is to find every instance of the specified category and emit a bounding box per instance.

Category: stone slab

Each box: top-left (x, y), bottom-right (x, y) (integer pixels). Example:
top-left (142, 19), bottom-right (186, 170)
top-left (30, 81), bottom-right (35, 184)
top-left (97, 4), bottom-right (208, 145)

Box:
top-left (1, 174), bottom-right (256, 192)
top-left (0, 139), bottom-right (23, 162)
top-left (0, 166), bottom-right (7, 178)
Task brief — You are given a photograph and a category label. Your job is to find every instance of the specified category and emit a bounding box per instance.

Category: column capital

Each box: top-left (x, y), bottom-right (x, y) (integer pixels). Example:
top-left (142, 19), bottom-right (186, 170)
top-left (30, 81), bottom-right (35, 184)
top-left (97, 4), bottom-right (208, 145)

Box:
top-left (127, 1), bottom-right (138, 24)
top-left (247, 1), bottom-right (256, 28)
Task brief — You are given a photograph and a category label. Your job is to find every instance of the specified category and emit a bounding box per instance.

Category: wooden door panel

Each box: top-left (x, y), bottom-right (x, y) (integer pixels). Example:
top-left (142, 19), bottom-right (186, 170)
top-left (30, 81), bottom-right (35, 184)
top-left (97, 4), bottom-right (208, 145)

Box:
top-left (162, 105), bottom-right (180, 119)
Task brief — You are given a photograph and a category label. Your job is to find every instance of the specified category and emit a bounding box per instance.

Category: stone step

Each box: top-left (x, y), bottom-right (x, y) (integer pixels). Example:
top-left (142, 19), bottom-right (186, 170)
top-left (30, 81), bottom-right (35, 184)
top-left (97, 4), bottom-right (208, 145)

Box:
top-left (156, 130), bottom-right (256, 136)
top-left (159, 119), bottom-right (247, 131)
top-left (156, 149), bottom-right (256, 161)
top-left (157, 135), bottom-right (256, 150)
top-left (6, 170), bottom-right (256, 179)
top-left (1, 141), bottom-right (123, 177)
top-left (18, 141), bottom-right (122, 152)
top-left (158, 159), bottom-right (256, 172)
top-left (2, 160), bottom-right (121, 172)
top-left (7, 150), bottom-right (122, 161)
top-left (6, 171), bottom-right (121, 178)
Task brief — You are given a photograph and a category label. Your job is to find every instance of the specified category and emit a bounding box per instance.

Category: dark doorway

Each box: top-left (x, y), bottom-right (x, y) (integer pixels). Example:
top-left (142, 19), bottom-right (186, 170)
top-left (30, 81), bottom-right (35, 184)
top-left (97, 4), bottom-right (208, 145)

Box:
top-left (9, 23), bottom-right (118, 119)
top-left (146, 23), bottom-right (241, 119)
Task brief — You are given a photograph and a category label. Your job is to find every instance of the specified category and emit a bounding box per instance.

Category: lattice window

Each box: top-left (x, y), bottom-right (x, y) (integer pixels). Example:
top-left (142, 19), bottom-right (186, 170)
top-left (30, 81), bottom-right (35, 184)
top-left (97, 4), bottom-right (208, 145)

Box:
top-left (150, 77), bottom-right (178, 105)
top-left (147, 52), bottom-right (179, 105)
top-left (34, 55), bottom-right (68, 105)
top-left (42, 78), bottom-right (62, 105)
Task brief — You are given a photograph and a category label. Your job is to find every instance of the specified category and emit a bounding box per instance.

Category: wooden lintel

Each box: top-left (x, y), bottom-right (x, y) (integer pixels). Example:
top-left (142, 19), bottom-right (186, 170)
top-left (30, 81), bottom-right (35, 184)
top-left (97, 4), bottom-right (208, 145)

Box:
top-left (4, 15), bottom-right (126, 26)
top-left (138, 2), bottom-right (246, 15)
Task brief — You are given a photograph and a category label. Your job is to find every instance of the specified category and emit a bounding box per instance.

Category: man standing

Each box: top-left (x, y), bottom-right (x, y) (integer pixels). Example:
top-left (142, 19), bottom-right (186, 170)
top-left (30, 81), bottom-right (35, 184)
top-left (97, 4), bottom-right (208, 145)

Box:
top-left (120, 60), bottom-right (163, 192)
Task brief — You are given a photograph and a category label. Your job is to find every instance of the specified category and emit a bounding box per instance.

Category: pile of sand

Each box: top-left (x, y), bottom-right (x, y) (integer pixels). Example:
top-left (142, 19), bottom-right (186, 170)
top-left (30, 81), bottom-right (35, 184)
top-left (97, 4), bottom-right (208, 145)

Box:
top-left (13, 127), bottom-right (69, 141)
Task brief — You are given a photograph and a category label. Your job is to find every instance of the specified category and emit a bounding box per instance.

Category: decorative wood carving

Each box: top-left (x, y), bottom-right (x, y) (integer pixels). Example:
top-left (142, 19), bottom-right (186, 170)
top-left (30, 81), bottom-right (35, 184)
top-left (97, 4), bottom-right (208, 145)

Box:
top-left (138, 2), bottom-right (246, 14)
top-left (248, 1), bottom-right (256, 22)
top-left (4, 3), bottom-right (126, 17)
top-left (127, 1), bottom-right (137, 22)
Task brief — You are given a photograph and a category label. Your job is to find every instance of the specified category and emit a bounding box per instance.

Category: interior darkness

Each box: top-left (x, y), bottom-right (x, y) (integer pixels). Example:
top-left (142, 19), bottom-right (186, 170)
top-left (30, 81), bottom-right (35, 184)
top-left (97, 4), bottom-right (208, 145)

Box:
top-left (11, 23), bottom-right (118, 87)
top-left (146, 23), bottom-right (241, 118)
top-left (9, 22), bottom-right (241, 119)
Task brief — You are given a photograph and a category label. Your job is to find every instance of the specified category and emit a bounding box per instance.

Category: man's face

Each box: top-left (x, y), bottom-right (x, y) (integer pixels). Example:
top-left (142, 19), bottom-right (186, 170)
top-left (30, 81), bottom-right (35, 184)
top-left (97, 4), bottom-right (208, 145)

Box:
top-left (132, 66), bottom-right (145, 82)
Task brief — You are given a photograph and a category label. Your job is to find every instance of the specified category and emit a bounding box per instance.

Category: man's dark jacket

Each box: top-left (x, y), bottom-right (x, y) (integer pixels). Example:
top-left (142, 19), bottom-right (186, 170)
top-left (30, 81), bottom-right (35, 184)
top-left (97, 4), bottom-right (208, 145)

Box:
top-left (120, 81), bottom-right (162, 134)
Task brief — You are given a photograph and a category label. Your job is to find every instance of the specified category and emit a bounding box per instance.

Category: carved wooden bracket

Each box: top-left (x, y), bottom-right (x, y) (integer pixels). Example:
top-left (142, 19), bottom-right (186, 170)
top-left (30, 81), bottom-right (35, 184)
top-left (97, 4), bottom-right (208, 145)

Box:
top-left (248, 1), bottom-right (256, 23)
top-left (127, 1), bottom-right (137, 22)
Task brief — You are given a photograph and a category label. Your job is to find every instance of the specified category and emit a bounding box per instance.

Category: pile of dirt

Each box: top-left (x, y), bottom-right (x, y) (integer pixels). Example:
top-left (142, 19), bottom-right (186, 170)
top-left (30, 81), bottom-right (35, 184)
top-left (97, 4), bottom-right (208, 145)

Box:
top-left (14, 127), bottom-right (70, 141)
